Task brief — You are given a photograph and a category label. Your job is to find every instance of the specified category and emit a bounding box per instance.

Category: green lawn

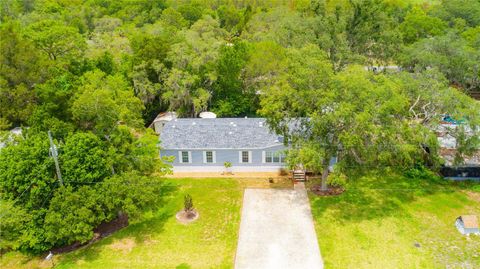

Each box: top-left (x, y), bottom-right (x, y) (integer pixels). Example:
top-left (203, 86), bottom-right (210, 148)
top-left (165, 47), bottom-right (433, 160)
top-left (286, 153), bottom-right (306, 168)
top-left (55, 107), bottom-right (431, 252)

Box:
top-left (2, 175), bottom-right (478, 268)
top-left (309, 171), bottom-right (480, 269)
top-left (1, 178), bottom-right (249, 269)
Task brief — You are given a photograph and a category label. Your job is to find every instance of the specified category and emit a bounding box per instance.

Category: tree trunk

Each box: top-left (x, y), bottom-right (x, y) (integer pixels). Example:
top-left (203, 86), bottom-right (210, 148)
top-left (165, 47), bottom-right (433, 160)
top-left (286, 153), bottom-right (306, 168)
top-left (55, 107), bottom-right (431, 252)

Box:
top-left (321, 162), bottom-right (330, 191)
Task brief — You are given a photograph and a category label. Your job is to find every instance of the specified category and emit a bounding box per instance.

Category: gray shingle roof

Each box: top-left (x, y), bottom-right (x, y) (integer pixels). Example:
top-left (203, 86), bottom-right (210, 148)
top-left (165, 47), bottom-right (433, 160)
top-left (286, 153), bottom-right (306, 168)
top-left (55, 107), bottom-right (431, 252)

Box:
top-left (159, 118), bottom-right (283, 149)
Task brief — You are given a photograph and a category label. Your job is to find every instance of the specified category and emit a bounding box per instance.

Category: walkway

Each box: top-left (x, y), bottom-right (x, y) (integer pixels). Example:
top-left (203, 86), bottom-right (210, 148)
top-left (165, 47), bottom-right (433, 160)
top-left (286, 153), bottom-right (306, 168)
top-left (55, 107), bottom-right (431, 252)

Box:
top-left (234, 183), bottom-right (323, 269)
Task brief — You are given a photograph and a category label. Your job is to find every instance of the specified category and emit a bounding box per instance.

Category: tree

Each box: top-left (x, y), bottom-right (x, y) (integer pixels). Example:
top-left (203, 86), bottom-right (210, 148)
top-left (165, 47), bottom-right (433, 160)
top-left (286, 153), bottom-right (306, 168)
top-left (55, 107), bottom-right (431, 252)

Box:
top-left (0, 200), bottom-right (32, 251)
top-left (217, 4), bottom-right (242, 33)
top-left (399, 7), bottom-right (447, 44)
top-left (162, 15), bottom-right (227, 116)
top-left (0, 128), bottom-right (171, 253)
top-left (167, 15), bottom-right (227, 74)
top-left (61, 132), bottom-right (110, 185)
top-left (243, 8), bottom-right (317, 48)
top-left (107, 126), bottom-right (167, 175)
top-left (0, 83), bottom-right (36, 126)
top-left (99, 172), bottom-right (170, 221)
top-left (432, 0), bottom-right (480, 27)
top-left (259, 45), bottom-right (479, 191)
top-left (0, 132), bottom-right (57, 209)
top-left (0, 21), bottom-right (50, 88)
top-left (159, 7), bottom-right (189, 31)
top-left (162, 68), bottom-right (209, 117)
top-left (345, 0), bottom-right (402, 65)
top-left (177, 2), bottom-right (205, 24)
top-left (211, 41), bottom-right (256, 117)
top-left (399, 32), bottom-right (480, 91)
top-left (26, 19), bottom-right (86, 61)
top-left (71, 70), bottom-right (144, 134)
top-left (130, 59), bottom-right (168, 122)
top-left (183, 194), bottom-right (194, 212)
top-left (44, 185), bottom-right (104, 247)
top-left (311, 3), bottom-right (358, 71)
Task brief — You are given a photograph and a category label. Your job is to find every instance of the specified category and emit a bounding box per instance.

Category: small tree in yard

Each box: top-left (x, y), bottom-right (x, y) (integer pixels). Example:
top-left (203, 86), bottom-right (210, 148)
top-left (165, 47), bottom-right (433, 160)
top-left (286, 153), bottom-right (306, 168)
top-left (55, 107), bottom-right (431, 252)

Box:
top-left (184, 194), bottom-right (194, 213)
top-left (223, 161), bottom-right (232, 174)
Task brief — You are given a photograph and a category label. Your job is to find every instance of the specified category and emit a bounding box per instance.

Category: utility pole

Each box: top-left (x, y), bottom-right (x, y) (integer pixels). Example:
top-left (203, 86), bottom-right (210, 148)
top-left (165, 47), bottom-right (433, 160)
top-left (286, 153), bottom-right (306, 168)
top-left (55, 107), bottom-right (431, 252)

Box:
top-left (48, 131), bottom-right (63, 186)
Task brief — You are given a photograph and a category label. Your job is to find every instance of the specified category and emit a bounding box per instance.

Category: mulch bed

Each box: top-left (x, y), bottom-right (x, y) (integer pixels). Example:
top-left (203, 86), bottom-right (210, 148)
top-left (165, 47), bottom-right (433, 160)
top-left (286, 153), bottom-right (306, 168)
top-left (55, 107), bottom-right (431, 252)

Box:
top-left (310, 185), bottom-right (345, 196)
top-left (50, 213), bottom-right (129, 254)
top-left (176, 210), bottom-right (199, 224)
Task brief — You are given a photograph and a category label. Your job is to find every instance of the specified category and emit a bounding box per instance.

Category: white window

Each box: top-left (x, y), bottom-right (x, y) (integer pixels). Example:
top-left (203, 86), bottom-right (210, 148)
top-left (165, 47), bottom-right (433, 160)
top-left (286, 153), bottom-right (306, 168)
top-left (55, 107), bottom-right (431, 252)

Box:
top-left (239, 151), bottom-right (251, 163)
top-left (265, 151), bottom-right (273, 163)
top-left (203, 151), bottom-right (216, 163)
top-left (264, 151), bottom-right (286, 163)
top-left (179, 151), bottom-right (191, 163)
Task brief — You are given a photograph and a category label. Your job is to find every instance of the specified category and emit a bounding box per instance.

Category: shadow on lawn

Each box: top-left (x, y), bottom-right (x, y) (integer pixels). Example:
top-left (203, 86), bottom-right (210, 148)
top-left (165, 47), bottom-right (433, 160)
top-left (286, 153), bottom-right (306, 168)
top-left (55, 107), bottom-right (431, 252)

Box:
top-left (309, 170), bottom-right (454, 223)
top-left (58, 181), bottom-right (179, 265)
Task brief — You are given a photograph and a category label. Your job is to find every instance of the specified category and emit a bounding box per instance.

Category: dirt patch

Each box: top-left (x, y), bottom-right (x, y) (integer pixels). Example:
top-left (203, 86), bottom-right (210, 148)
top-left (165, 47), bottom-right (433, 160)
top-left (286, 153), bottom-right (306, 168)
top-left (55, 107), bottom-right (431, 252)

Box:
top-left (310, 185), bottom-right (345, 196)
top-left (109, 238), bottom-right (136, 254)
top-left (239, 177), bottom-right (294, 189)
top-left (176, 210), bottom-right (199, 224)
top-left (465, 191), bottom-right (480, 202)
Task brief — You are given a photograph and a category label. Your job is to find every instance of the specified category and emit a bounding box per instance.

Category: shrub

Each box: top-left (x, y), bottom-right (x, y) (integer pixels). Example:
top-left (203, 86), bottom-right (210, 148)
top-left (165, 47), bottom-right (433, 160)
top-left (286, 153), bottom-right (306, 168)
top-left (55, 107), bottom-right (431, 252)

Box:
top-left (184, 194), bottom-right (194, 212)
top-left (404, 165), bottom-right (439, 181)
top-left (327, 172), bottom-right (347, 188)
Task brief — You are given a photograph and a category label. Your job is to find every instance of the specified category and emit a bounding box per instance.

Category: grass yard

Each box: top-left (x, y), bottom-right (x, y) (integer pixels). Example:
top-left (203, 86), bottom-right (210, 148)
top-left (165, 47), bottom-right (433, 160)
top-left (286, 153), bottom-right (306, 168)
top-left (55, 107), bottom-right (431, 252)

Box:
top-left (1, 177), bottom-right (291, 269)
top-left (309, 171), bottom-right (480, 269)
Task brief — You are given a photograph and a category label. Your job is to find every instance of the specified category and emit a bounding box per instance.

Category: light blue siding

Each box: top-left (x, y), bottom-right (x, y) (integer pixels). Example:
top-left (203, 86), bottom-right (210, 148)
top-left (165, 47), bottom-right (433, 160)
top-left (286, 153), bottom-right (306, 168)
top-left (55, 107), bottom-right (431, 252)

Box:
top-left (161, 145), bottom-right (287, 167)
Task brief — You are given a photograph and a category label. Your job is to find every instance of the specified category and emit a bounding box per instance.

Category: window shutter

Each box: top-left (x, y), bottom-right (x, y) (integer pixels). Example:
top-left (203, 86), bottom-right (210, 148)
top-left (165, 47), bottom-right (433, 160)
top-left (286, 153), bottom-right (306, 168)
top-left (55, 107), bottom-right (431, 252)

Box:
top-left (202, 151), bottom-right (206, 163)
top-left (188, 151), bottom-right (192, 163)
top-left (262, 151), bottom-right (266, 163)
top-left (213, 151), bottom-right (216, 163)
top-left (248, 151), bottom-right (252, 163)
top-left (238, 151), bottom-right (242, 163)
top-left (178, 151), bottom-right (182, 163)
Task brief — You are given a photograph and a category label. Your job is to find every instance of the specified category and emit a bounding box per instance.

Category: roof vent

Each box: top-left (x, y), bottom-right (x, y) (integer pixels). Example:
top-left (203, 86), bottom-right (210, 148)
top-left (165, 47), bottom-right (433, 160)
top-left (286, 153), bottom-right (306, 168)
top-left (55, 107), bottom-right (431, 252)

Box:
top-left (199, 111), bottom-right (217, 119)
top-left (192, 122), bottom-right (196, 125)
top-left (228, 131), bottom-right (233, 135)
top-left (230, 121), bottom-right (234, 125)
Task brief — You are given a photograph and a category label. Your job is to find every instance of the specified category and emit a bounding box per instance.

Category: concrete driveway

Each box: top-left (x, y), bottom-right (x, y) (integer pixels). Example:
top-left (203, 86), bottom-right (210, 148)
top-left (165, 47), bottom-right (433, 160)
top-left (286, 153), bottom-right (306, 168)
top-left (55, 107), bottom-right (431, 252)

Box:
top-left (234, 184), bottom-right (323, 269)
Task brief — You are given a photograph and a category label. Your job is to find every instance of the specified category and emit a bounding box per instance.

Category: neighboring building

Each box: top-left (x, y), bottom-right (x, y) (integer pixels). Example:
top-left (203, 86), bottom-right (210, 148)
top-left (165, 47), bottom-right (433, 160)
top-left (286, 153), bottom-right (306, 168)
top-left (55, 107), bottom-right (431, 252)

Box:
top-left (0, 127), bottom-right (24, 150)
top-left (455, 215), bottom-right (479, 235)
top-left (149, 112), bottom-right (177, 134)
top-left (436, 122), bottom-right (480, 179)
top-left (159, 118), bottom-right (288, 174)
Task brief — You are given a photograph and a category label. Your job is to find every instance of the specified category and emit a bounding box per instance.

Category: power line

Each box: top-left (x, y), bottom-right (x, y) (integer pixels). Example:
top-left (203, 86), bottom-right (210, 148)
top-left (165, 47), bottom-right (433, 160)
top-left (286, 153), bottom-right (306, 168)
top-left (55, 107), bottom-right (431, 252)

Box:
top-left (3, 182), bottom-right (35, 205)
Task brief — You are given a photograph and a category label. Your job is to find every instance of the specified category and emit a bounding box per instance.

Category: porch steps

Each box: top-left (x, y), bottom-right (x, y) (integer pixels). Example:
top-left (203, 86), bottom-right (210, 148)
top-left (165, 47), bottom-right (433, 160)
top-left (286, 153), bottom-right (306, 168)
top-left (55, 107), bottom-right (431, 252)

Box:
top-left (293, 170), bottom-right (307, 182)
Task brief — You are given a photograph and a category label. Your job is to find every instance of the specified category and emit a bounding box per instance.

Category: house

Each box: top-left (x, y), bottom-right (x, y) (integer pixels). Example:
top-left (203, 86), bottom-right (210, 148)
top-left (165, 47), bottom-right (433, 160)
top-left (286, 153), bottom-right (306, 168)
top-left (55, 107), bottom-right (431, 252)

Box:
top-left (455, 215), bottom-right (479, 235)
top-left (159, 118), bottom-right (288, 175)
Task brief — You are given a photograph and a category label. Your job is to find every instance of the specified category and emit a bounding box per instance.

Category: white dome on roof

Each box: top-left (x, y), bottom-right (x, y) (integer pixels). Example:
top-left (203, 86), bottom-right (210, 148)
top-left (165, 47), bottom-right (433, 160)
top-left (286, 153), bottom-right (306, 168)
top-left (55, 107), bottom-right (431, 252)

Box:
top-left (199, 111), bottom-right (217, 119)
